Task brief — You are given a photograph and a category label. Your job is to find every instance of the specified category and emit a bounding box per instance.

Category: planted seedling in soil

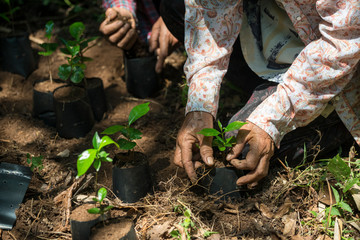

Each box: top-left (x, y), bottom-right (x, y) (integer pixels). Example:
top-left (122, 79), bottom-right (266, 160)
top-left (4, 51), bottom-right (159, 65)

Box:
top-left (198, 120), bottom-right (247, 163)
top-left (77, 131), bottom-right (119, 187)
top-left (102, 102), bottom-right (150, 166)
top-left (38, 21), bottom-right (58, 83)
top-left (87, 187), bottom-right (113, 222)
top-left (0, 0), bottom-right (19, 33)
top-left (58, 21), bottom-right (98, 86)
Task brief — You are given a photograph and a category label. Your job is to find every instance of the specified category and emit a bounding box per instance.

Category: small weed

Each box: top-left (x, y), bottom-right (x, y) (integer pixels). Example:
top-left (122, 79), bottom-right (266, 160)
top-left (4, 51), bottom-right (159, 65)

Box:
top-left (26, 153), bottom-right (44, 173)
top-left (87, 187), bottom-right (113, 218)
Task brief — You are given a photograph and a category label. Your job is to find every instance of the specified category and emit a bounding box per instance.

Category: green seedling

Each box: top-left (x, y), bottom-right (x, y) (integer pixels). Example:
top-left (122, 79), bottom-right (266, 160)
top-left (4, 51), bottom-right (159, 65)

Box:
top-left (198, 120), bottom-right (246, 162)
top-left (171, 205), bottom-right (218, 240)
top-left (77, 132), bottom-right (119, 185)
top-left (38, 21), bottom-right (58, 83)
top-left (58, 21), bottom-right (98, 85)
top-left (102, 102), bottom-right (150, 156)
top-left (26, 153), bottom-right (44, 173)
top-left (0, 0), bottom-right (19, 32)
top-left (87, 187), bottom-right (113, 218)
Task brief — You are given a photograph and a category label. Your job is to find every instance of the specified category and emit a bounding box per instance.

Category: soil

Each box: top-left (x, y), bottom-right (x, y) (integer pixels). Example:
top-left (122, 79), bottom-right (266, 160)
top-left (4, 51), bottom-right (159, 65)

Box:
top-left (90, 218), bottom-right (135, 240)
top-left (33, 79), bottom-right (65, 93)
top-left (0, 5), bottom-right (359, 240)
top-left (70, 204), bottom-right (100, 222)
top-left (114, 151), bottom-right (147, 168)
top-left (53, 85), bottom-right (87, 102)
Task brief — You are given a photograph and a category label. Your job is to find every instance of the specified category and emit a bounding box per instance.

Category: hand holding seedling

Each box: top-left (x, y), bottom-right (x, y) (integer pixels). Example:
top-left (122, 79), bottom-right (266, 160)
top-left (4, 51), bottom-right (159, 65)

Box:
top-left (226, 122), bottom-right (275, 187)
top-left (99, 7), bottom-right (138, 50)
top-left (174, 111), bottom-right (215, 183)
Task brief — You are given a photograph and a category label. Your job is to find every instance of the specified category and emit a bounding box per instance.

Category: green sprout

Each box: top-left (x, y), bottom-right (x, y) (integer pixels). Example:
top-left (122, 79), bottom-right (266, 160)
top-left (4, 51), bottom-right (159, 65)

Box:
top-left (26, 153), bottom-right (44, 173)
top-left (58, 21), bottom-right (98, 85)
top-left (38, 20), bottom-right (58, 83)
top-left (77, 132), bottom-right (119, 185)
top-left (102, 102), bottom-right (150, 156)
top-left (87, 187), bottom-right (113, 218)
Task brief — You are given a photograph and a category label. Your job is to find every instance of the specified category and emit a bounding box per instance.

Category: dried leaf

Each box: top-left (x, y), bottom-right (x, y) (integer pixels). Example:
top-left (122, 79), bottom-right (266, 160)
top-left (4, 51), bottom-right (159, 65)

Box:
top-left (282, 212), bottom-right (297, 236)
top-left (318, 184), bottom-right (336, 206)
top-left (350, 184), bottom-right (360, 211)
top-left (57, 149), bottom-right (70, 158)
top-left (333, 217), bottom-right (343, 240)
top-left (255, 202), bottom-right (274, 219)
top-left (274, 198), bottom-right (293, 219)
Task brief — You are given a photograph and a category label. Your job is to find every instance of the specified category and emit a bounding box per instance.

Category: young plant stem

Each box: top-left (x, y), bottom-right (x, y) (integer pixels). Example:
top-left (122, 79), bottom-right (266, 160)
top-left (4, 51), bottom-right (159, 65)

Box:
top-left (95, 172), bottom-right (98, 191)
top-left (48, 57), bottom-right (53, 83)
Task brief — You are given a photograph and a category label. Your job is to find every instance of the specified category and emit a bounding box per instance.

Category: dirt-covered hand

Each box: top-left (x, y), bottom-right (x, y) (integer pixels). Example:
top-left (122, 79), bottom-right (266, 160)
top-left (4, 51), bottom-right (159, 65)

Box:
top-left (99, 7), bottom-right (138, 50)
top-left (226, 122), bottom-right (275, 187)
top-left (148, 17), bottom-right (180, 73)
top-left (174, 111), bottom-right (215, 183)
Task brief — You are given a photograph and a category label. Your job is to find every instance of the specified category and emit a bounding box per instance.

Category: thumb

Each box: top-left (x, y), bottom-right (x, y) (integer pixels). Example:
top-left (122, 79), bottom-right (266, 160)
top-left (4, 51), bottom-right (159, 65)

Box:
top-left (105, 8), bottom-right (117, 21)
top-left (200, 136), bottom-right (214, 166)
top-left (226, 137), bottom-right (245, 161)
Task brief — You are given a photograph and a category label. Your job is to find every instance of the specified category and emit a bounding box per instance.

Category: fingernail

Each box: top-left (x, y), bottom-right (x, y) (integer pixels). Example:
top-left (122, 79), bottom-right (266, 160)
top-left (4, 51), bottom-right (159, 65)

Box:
top-left (226, 154), bottom-right (232, 161)
top-left (206, 157), bottom-right (214, 165)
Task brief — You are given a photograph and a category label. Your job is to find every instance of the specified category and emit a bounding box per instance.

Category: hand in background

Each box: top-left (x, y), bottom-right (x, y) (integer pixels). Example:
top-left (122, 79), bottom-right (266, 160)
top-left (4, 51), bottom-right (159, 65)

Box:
top-left (149, 17), bottom-right (180, 73)
top-left (99, 7), bottom-right (138, 50)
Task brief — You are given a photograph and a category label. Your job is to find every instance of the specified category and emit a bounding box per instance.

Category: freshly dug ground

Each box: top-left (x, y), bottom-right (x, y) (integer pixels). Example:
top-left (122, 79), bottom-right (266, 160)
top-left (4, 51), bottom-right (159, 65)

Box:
top-left (0, 12), bottom-right (359, 240)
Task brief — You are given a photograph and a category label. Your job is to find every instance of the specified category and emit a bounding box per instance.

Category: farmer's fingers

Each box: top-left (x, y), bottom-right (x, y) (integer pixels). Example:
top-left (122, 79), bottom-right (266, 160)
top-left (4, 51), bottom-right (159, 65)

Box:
top-left (174, 144), bottom-right (183, 168)
top-left (104, 8), bottom-right (118, 21)
top-left (236, 154), bottom-right (270, 186)
top-left (226, 127), bottom-right (250, 161)
top-left (108, 23), bottom-right (131, 44)
top-left (117, 28), bottom-right (137, 50)
top-left (100, 20), bottom-right (125, 36)
top-left (180, 139), bottom-right (197, 183)
top-left (199, 136), bottom-right (214, 166)
top-left (148, 20), bottom-right (161, 52)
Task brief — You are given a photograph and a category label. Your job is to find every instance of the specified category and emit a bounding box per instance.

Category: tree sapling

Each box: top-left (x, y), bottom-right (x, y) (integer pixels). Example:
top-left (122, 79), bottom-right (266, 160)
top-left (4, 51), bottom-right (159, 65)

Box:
top-left (87, 187), bottom-right (113, 221)
top-left (26, 153), bottom-right (44, 173)
top-left (38, 20), bottom-right (58, 83)
top-left (102, 102), bottom-right (150, 161)
top-left (58, 21), bottom-right (98, 86)
top-left (77, 131), bottom-right (119, 186)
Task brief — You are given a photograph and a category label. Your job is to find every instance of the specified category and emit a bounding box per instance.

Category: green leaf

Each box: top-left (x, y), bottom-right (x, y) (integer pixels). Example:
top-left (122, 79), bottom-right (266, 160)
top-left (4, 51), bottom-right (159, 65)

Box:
top-left (87, 207), bottom-right (101, 214)
top-left (92, 132), bottom-right (101, 149)
top-left (128, 102), bottom-right (150, 126)
top-left (204, 231), bottom-right (218, 238)
top-left (170, 230), bottom-right (181, 238)
top-left (69, 45), bottom-right (80, 56)
top-left (338, 201), bottom-right (353, 213)
top-left (226, 136), bottom-right (236, 145)
top-left (309, 210), bottom-right (318, 217)
top-left (69, 22), bottom-right (85, 41)
top-left (98, 151), bottom-right (109, 158)
top-left (344, 178), bottom-right (358, 193)
top-left (217, 146), bottom-right (226, 152)
top-left (77, 149), bottom-right (97, 177)
top-left (331, 186), bottom-right (340, 203)
top-left (97, 187), bottom-right (107, 202)
top-left (328, 154), bottom-right (351, 181)
top-left (99, 135), bottom-right (119, 150)
top-left (225, 121), bottom-right (247, 132)
top-left (102, 125), bottom-right (125, 135)
top-left (80, 36), bottom-right (99, 49)
top-left (45, 20), bottom-right (54, 40)
top-left (330, 207), bottom-right (341, 216)
top-left (117, 138), bottom-right (136, 150)
top-left (120, 127), bottom-right (142, 141)
top-left (184, 209), bottom-right (191, 218)
top-left (93, 158), bottom-right (101, 172)
top-left (58, 64), bottom-right (71, 81)
top-left (103, 205), bottom-right (114, 212)
top-left (217, 120), bottom-right (223, 132)
top-left (38, 43), bottom-right (58, 56)
top-left (197, 128), bottom-right (220, 137)
top-left (60, 47), bottom-right (70, 55)
top-left (70, 66), bottom-right (84, 83)
top-left (81, 56), bottom-right (93, 62)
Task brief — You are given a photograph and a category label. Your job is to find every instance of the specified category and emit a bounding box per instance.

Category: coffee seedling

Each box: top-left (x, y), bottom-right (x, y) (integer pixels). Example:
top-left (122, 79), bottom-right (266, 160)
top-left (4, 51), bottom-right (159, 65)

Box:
top-left (77, 132), bottom-right (119, 185)
top-left (102, 102), bottom-right (150, 154)
top-left (38, 20), bottom-right (58, 83)
top-left (58, 21), bottom-right (98, 85)
top-left (87, 187), bottom-right (113, 218)
top-left (26, 153), bottom-right (44, 173)
top-left (198, 120), bottom-right (247, 159)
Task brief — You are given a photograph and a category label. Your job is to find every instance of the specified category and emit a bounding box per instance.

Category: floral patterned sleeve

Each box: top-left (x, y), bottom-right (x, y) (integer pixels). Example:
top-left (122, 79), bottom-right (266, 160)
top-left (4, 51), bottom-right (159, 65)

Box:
top-left (247, 0), bottom-right (360, 147)
top-left (102, 0), bottom-right (136, 18)
top-left (184, 0), bottom-right (243, 117)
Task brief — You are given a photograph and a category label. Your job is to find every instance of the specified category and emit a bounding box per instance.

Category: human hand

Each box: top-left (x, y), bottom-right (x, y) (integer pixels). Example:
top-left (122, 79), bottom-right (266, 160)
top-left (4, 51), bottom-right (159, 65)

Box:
top-left (99, 7), bottom-right (138, 50)
top-left (174, 111), bottom-right (215, 183)
top-left (149, 17), bottom-right (180, 73)
top-left (226, 122), bottom-right (275, 188)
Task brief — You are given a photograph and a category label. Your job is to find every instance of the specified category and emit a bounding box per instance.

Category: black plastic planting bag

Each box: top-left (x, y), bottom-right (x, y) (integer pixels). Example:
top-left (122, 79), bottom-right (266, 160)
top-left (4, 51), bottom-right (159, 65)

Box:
top-left (0, 162), bottom-right (32, 230)
top-left (0, 32), bottom-right (36, 78)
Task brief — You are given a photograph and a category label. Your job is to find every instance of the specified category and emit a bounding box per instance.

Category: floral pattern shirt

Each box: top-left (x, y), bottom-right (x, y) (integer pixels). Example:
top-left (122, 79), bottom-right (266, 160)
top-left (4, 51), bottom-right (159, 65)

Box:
top-left (184, 0), bottom-right (360, 147)
top-left (102, 0), bottom-right (159, 42)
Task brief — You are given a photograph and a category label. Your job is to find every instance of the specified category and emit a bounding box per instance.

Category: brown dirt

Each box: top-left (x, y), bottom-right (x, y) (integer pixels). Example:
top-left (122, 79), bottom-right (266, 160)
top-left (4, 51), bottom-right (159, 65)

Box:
top-left (0, 18), bottom-right (359, 240)
top-left (70, 204), bottom-right (100, 222)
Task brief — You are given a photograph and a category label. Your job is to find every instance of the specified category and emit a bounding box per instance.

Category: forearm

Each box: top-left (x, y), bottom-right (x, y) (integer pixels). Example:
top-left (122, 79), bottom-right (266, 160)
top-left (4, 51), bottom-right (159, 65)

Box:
top-left (184, 0), bottom-right (243, 117)
top-left (248, 1), bottom-right (360, 147)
